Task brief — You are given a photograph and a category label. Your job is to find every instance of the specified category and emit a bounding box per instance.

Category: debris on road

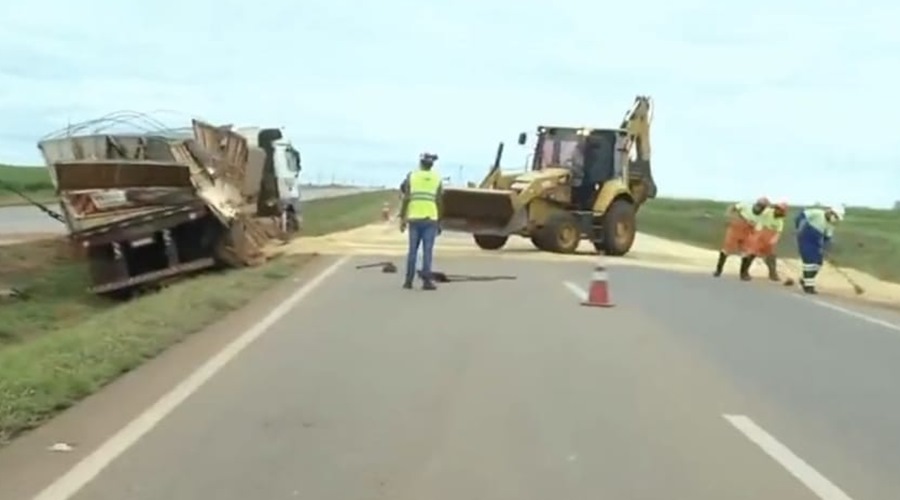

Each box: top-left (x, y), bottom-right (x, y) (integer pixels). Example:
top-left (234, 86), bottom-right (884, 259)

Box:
top-left (355, 261), bottom-right (397, 273)
top-left (827, 259), bottom-right (866, 295)
top-left (419, 270), bottom-right (516, 283)
top-left (47, 442), bottom-right (74, 452)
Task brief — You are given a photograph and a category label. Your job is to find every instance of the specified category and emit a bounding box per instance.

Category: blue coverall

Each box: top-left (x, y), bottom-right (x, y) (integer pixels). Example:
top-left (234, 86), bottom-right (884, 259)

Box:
top-left (794, 208), bottom-right (834, 293)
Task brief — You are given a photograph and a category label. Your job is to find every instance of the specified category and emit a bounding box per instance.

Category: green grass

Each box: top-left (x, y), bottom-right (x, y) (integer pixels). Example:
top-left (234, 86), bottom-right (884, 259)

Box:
top-left (638, 198), bottom-right (900, 282)
top-left (0, 190), bottom-right (395, 444)
top-left (0, 165), bottom-right (56, 207)
top-left (301, 190), bottom-right (397, 236)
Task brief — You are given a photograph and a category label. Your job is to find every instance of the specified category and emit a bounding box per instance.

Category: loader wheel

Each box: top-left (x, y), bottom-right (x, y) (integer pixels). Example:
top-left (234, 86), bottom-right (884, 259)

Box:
top-left (530, 234), bottom-right (550, 251)
top-left (599, 199), bottom-right (636, 256)
top-left (473, 234), bottom-right (508, 250)
top-left (538, 213), bottom-right (581, 254)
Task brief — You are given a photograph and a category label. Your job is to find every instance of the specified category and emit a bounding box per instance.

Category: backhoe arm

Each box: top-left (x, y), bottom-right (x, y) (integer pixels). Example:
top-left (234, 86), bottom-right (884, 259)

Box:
top-left (619, 95), bottom-right (656, 203)
top-left (620, 95), bottom-right (652, 162)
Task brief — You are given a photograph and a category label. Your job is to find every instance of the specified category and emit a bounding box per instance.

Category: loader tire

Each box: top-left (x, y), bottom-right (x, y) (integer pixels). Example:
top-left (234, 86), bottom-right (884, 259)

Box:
top-left (537, 212), bottom-right (581, 254)
top-left (530, 234), bottom-right (550, 251)
top-left (599, 199), bottom-right (636, 256)
top-left (474, 234), bottom-right (508, 250)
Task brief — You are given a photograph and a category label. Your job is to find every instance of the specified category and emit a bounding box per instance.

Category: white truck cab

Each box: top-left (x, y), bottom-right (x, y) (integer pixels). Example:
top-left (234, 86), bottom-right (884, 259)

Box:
top-left (235, 127), bottom-right (303, 232)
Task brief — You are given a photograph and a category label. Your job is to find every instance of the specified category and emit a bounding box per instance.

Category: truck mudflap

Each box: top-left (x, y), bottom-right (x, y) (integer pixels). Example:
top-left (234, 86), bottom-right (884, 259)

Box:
top-left (440, 187), bottom-right (518, 233)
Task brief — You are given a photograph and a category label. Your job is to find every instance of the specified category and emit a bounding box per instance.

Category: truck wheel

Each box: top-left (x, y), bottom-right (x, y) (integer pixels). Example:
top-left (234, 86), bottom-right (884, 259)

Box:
top-left (600, 199), bottom-right (636, 256)
top-left (474, 234), bottom-right (508, 250)
top-left (537, 212), bottom-right (581, 254)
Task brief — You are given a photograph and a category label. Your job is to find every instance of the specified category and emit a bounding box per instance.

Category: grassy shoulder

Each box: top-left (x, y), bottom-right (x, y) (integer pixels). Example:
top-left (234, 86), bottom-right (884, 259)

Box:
top-left (0, 190), bottom-right (395, 444)
top-left (0, 165), bottom-right (56, 207)
top-left (301, 190), bottom-right (397, 236)
top-left (638, 198), bottom-right (900, 282)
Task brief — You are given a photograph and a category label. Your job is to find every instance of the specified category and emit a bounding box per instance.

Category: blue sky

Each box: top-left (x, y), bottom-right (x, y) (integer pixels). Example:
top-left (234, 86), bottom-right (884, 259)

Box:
top-left (1, 1), bottom-right (898, 206)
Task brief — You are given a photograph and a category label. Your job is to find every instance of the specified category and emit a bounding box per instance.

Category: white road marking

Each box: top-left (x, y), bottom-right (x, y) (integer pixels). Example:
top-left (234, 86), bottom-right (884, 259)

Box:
top-left (32, 256), bottom-right (350, 500)
top-left (793, 295), bottom-right (900, 334)
top-left (723, 414), bottom-right (854, 500)
top-left (564, 281), bottom-right (587, 301)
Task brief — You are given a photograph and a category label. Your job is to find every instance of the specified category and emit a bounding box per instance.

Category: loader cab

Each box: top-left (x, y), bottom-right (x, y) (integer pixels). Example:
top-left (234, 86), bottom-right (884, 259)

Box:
top-left (529, 126), bottom-right (620, 209)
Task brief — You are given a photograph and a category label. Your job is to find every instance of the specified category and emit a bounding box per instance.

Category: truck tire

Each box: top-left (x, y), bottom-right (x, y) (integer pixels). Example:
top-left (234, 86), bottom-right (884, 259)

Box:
top-left (536, 212), bottom-right (581, 254)
top-left (474, 234), bottom-right (508, 250)
top-left (599, 199), bottom-right (636, 256)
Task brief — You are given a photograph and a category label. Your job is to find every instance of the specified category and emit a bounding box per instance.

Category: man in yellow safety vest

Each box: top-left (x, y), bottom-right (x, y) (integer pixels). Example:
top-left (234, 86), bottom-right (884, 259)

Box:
top-left (399, 152), bottom-right (443, 290)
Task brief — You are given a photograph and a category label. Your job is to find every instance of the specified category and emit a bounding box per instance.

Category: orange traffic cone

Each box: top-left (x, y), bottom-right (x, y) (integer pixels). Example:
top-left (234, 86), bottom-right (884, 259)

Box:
top-left (582, 261), bottom-right (614, 307)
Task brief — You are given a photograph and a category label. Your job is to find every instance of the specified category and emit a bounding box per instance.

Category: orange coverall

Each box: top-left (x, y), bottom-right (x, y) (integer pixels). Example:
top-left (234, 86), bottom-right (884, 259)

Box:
top-left (721, 202), bottom-right (758, 255)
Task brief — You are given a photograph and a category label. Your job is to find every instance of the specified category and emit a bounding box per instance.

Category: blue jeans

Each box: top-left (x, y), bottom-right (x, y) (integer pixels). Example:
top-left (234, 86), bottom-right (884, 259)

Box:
top-left (405, 219), bottom-right (439, 284)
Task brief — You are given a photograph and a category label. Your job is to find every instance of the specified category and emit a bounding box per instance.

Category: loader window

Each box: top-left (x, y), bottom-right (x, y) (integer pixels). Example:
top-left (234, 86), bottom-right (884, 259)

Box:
top-left (535, 129), bottom-right (582, 169)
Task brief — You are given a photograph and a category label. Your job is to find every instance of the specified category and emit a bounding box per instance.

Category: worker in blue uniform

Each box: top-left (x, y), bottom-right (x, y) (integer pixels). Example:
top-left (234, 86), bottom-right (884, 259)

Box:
top-left (399, 152), bottom-right (442, 290)
top-left (794, 204), bottom-right (845, 294)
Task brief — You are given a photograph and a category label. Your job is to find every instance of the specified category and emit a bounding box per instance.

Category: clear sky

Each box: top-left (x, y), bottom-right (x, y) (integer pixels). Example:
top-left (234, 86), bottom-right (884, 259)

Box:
top-left (1, 1), bottom-right (898, 206)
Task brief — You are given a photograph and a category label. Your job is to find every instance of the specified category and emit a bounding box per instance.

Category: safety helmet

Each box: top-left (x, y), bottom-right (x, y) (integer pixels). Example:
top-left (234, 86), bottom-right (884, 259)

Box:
top-left (419, 152), bottom-right (438, 166)
top-left (828, 204), bottom-right (846, 221)
top-left (773, 202), bottom-right (788, 217)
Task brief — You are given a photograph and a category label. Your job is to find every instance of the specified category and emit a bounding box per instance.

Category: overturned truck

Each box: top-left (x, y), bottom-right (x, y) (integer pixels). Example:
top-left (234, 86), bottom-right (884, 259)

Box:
top-left (38, 119), bottom-right (302, 297)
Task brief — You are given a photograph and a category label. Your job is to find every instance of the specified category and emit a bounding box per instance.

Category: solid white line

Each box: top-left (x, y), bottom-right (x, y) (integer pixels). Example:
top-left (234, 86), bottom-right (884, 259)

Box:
top-left (793, 295), bottom-right (900, 334)
top-left (32, 255), bottom-right (350, 500)
top-left (564, 281), bottom-right (587, 301)
top-left (723, 414), bottom-right (854, 500)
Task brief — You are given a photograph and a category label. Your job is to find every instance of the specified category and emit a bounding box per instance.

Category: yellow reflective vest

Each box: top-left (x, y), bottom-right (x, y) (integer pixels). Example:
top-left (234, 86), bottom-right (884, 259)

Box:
top-left (755, 207), bottom-right (784, 233)
top-left (406, 170), bottom-right (441, 220)
top-left (730, 201), bottom-right (760, 224)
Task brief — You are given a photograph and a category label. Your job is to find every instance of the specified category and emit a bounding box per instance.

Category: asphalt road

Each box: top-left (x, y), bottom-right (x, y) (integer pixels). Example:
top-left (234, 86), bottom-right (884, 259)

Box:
top-left (0, 187), bottom-right (369, 237)
top-left (12, 254), bottom-right (899, 500)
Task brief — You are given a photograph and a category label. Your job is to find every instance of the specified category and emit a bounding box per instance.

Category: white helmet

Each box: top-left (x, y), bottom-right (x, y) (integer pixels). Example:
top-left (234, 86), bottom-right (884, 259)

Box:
top-left (828, 204), bottom-right (846, 221)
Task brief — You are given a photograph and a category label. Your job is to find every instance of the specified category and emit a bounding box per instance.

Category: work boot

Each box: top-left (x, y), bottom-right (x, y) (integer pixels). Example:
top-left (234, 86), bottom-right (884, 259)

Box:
top-left (739, 256), bottom-right (753, 281)
top-left (402, 281), bottom-right (413, 289)
top-left (764, 255), bottom-right (780, 281)
top-left (802, 285), bottom-right (818, 294)
top-left (713, 251), bottom-right (727, 277)
top-left (422, 281), bottom-right (437, 291)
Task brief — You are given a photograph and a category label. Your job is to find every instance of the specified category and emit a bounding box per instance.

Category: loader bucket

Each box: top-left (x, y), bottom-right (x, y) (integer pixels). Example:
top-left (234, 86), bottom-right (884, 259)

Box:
top-left (440, 187), bottom-right (517, 232)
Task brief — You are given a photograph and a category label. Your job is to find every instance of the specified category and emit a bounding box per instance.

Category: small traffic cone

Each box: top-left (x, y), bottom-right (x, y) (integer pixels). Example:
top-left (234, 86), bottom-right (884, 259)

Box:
top-left (582, 261), bottom-right (614, 308)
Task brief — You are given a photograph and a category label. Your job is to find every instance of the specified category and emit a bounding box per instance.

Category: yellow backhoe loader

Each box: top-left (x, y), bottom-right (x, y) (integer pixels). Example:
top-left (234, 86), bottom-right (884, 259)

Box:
top-left (440, 95), bottom-right (657, 255)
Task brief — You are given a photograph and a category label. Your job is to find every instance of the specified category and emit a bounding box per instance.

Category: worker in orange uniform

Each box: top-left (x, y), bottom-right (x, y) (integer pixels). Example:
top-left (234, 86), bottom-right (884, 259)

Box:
top-left (743, 202), bottom-right (788, 281)
top-left (713, 197), bottom-right (769, 280)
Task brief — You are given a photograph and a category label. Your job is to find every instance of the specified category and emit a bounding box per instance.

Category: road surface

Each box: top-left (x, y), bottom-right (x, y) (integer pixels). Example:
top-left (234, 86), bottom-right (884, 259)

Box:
top-left (3, 254), bottom-right (900, 499)
top-left (0, 187), bottom-right (369, 238)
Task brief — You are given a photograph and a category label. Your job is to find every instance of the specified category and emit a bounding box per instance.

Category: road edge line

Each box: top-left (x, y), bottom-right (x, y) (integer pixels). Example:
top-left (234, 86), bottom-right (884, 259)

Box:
top-left (791, 295), bottom-right (900, 334)
top-left (722, 413), bottom-right (854, 500)
top-left (32, 255), bottom-right (351, 500)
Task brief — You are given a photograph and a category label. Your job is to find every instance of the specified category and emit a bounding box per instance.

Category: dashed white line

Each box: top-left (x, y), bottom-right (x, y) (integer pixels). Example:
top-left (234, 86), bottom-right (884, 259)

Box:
top-left (32, 255), bottom-right (350, 500)
top-left (723, 414), bottom-right (854, 500)
top-left (563, 281), bottom-right (587, 301)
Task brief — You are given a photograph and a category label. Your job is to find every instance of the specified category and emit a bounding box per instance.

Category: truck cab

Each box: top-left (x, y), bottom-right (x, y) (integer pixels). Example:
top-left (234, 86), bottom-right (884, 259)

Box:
top-left (235, 128), bottom-right (303, 231)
